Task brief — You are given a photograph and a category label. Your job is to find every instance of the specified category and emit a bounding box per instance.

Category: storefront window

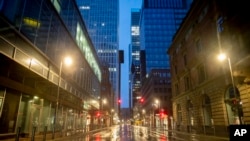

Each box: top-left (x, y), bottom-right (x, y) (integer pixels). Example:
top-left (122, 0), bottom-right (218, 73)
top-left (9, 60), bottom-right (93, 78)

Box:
top-left (0, 89), bottom-right (20, 133)
top-left (17, 94), bottom-right (54, 134)
top-left (0, 87), bottom-right (5, 118)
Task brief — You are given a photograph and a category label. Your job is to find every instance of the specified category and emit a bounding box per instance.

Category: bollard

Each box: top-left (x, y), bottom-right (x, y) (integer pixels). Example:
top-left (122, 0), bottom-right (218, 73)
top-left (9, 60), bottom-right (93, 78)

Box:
top-left (31, 126), bottom-right (36, 141)
top-left (15, 127), bottom-right (21, 141)
top-left (43, 126), bottom-right (47, 141)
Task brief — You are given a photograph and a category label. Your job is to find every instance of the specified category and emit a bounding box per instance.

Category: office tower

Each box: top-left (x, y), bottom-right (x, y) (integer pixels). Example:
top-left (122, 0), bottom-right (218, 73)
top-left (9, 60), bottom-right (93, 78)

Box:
top-left (140, 0), bottom-right (193, 73)
top-left (76, 0), bottom-right (120, 102)
top-left (130, 9), bottom-right (141, 108)
top-left (0, 0), bottom-right (101, 137)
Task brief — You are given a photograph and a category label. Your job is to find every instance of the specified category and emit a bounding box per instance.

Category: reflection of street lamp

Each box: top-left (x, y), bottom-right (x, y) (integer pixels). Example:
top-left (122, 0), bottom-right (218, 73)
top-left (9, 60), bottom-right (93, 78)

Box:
top-left (111, 109), bottom-right (114, 126)
top-left (218, 53), bottom-right (242, 125)
top-left (52, 56), bottom-right (72, 139)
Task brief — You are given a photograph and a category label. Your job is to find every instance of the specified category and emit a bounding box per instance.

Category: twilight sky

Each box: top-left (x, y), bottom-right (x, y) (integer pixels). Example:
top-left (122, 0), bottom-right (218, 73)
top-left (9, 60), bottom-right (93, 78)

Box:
top-left (119, 0), bottom-right (142, 108)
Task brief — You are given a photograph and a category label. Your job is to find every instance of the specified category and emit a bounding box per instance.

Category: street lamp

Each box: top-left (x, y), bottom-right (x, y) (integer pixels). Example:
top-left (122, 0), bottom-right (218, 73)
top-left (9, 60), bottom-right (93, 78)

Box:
top-left (218, 53), bottom-right (236, 95)
top-left (52, 56), bottom-right (72, 139)
top-left (152, 99), bottom-right (160, 128)
top-left (111, 109), bottom-right (114, 126)
top-left (155, 99), bottom-right (160, 108)
top-left (101, 98), bottom-right (107, 127)
top-left (218, 53), bottom-right (242, 124)
top-left (155, 99), bottom-right (162, 127)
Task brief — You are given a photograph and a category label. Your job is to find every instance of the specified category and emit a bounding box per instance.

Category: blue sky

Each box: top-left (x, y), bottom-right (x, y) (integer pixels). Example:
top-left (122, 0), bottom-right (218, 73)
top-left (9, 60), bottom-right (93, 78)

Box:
top-left (119, 0), bottom-right (142, 108)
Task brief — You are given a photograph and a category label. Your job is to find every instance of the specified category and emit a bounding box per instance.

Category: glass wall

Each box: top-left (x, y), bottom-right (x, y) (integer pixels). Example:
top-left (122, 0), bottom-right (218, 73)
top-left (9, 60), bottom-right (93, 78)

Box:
top-left (0, 87), bottom-right (86, 134)
top-left (0, 88), bottom-right (20, 133)
top-left (0, 0), bottom-right (100, 136)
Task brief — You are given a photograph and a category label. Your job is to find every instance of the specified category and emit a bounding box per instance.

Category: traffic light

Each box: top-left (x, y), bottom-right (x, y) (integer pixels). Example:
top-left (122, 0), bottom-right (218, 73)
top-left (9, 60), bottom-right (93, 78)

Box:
top-left (96, 111), bottom-right (101, 117)
top-left (140, 98), bottom-right (144, 103)
top-left (160, 112), bottom-right (164, 118)
top-left (159, 109), bottom-right (167, 118)
top-left (118, 99), bottom-right (122, 104)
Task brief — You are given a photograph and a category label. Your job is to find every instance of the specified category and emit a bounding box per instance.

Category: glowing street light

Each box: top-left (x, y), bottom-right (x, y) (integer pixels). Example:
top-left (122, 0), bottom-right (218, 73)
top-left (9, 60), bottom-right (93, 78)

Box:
top-left (64, 56), bottom-right (73, 65)
top-left (52, 56), bottom-right (72, 139)
top-left (218, 53), bottom-right (242, 125)
top-left (155, 99), bottom-right (160, 109)
top-left (217, 53), bottom-right (235, 95)
top-left (111, 109), bottom-right (114, 125)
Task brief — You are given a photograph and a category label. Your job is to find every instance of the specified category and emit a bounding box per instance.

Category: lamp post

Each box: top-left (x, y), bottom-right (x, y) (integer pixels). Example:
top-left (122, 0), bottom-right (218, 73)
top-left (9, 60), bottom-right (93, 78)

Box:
top-left (218, 53), bottom-right (242, 125)
top-left (151, 104), bottom-right (155, 128)
top-left (142, 109), bottom-right (145, 126)
top-left (218, 53), bottom-right (236, 93)
top-left (111, 109), bottom-right (114, 126)
top-left (52, 56), bottom-right (72, 139)
top-left (155, 100), bottom-right (161, 128)
top-left (101, 98), bottom-right (107, 127)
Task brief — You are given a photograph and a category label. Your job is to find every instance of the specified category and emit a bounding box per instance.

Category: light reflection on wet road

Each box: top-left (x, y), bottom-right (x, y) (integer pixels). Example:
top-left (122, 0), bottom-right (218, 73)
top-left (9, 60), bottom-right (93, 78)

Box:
top-left (58, 124), bottom-right (171, 141)
top-left (53, 124), bottom-right (229, 141)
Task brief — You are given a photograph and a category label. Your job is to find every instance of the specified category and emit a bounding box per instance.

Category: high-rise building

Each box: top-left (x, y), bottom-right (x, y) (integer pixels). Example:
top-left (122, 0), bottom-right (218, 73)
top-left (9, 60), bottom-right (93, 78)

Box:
top-left (0, 0), bottom-right (102, 138)
top-left (130, 9), bottom-right (141, 109)
top-left (140, 0), bottom-right (193, 74)
top-left (76, 0), bottom-right (120, 104)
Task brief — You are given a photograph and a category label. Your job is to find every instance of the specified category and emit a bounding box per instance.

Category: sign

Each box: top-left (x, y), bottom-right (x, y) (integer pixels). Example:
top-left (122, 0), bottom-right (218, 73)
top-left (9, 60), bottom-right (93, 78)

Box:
top-left (230, 125), bottom-right (250, 141)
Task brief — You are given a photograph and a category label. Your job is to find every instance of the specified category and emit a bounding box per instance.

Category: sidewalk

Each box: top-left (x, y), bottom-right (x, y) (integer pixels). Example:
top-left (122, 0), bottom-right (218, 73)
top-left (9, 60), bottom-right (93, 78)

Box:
top-left (152, 128), bottom-right (230, 141)
top-left (0, 127), bottom-right (111, 141)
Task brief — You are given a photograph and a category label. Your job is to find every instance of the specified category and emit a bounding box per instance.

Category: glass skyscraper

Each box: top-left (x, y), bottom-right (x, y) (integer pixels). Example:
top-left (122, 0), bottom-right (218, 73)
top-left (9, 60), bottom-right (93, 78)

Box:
top-left (0, 0), bottom-right (102, 136)
top-left (130, 9), bottom-right (141, 108)
top-left (76, 0), bottom-right (119, 99)
top-left (140, 0), bottom-right (193, 74)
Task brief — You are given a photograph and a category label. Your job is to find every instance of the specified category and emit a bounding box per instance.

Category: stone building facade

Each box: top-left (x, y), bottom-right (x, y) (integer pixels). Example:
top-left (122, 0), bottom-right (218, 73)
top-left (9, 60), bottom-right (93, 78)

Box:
top-left (168, 0), bottom-right (250, 137)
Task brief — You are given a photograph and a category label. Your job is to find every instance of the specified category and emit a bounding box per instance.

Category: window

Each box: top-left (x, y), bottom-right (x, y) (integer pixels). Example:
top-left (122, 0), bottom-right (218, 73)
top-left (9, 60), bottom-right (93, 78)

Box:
top-left (175, 83), bottom-right (179, 95)
top-left (183, 54), bottom-right (187, 67)
top-left (187, 100), bottom-right (194, 126)
top-left (0, 87), bottom-right (5, 118)
top-left (198, 64), bottom-right (206, 83)
top-left (196, 39), bottom-right (202, 53)
top-left (185, 26), bottom-right (193, 41)
top-left (184, 76), bottom-right (190, 91)
top-left (154, 88), bottom-right (158, 93)
top-left (174, 65), bottom-right (177, 75)
top-left (177, 104), bottom-right (182, 125)
top-left (217, 16), bottom-right (224, 33)
top-left (202, 94), bottom-right (212, 126)
top-left (225, 86), bottom-right (242, 125)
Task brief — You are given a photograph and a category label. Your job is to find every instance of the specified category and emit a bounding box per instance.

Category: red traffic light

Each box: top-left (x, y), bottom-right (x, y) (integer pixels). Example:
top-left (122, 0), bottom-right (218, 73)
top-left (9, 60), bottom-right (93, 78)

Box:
top-left (96, 112), bottom-right (101, 117)
top-left (118, 99), bottom-right (122, 104)
top-left (159, 109), bottom-right (167, 118)
top-left (160, 112), bottom-right (164, 118)
top-left (140, 98), bottom-right (144, 103)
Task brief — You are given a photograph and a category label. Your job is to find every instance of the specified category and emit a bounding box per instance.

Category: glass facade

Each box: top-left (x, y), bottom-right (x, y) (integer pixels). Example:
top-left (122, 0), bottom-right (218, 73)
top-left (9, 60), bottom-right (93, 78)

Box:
top-left (130, 9), bottom-right (141, 108)
top-left (76, 0), bottom-right (119, 99)
top-left (140, 0), bottom-right (193, 73)
top-left (0, 0), bottom-right (101, 136)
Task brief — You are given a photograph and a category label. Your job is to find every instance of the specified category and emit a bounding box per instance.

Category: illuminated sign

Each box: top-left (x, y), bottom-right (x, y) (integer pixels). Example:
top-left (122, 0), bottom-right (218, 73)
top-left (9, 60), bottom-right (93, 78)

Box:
top-left (23, 17), bottom-right (41, 28)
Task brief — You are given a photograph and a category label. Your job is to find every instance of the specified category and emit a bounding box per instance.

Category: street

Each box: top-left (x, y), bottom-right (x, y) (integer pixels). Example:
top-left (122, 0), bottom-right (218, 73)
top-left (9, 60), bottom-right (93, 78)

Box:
top-left (47, 124), bottom-right (229, 141)
top-left (52, 124), bottom-right (168, 141)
